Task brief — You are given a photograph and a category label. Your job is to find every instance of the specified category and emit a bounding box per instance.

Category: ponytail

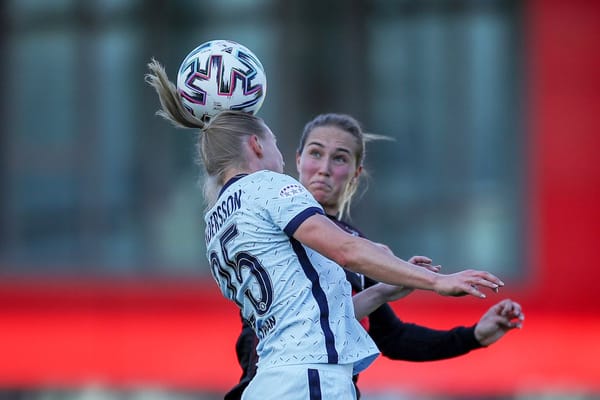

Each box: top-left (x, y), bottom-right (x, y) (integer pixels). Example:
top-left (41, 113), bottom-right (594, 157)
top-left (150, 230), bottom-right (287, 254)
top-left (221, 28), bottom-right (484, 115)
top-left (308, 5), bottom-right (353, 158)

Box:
top-left (145, 58), bottom-right (205, 130)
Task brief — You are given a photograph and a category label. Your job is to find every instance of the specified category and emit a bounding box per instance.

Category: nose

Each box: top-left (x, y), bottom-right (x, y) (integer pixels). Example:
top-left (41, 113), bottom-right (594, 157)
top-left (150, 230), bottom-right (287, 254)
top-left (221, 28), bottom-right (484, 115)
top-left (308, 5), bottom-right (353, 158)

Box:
top-left (317, 157), bottom-right (332, 176)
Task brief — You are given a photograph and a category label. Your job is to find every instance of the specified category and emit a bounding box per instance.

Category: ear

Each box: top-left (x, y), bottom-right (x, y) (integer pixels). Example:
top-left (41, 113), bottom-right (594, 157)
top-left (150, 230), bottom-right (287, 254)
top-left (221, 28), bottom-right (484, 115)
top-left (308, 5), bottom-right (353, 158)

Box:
top-left (354, 164), bottom-right (363, 180)
top-left (295, 151), bottom-right (301, 173)
top-left (248, 135), bottom-right (263, 158)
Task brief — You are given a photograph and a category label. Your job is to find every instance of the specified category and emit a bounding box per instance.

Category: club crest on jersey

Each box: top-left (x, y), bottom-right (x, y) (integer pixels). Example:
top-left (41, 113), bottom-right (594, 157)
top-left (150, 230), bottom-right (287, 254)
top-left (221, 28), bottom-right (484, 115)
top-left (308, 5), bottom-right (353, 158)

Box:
top-left (279, 184), bottom-right (305, 198)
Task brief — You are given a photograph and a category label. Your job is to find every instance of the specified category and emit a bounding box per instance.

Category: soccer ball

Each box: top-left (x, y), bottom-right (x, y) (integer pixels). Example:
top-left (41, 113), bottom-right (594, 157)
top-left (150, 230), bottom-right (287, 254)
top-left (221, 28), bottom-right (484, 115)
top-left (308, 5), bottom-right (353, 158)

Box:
top-left (176, 40), bottom-right (267, 122)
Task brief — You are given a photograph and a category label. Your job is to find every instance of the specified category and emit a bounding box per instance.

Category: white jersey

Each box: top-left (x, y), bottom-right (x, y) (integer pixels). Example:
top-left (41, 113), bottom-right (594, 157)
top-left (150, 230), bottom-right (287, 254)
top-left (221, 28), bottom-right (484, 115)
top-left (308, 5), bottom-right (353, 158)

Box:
top-left (205, 170), bottom-right (379, 374)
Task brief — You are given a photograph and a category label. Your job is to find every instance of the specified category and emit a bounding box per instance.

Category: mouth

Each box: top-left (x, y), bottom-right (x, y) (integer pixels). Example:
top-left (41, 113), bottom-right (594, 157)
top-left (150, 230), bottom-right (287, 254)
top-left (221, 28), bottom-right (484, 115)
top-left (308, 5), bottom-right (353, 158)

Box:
top-left (310, 181), bottom-right (331, 190)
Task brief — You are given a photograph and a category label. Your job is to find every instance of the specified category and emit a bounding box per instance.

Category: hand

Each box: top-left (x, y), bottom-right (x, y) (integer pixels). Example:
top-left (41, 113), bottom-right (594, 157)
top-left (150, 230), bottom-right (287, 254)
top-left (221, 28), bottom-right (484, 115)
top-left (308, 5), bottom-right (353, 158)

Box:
top-left (474, 299), bottom-right (524, 346)
top-left (408, 255), bottom-right (441, 273)
top-left (388, 256), bottom-right (442, 301)
top-left (433, 269), bottom-right (504, 298)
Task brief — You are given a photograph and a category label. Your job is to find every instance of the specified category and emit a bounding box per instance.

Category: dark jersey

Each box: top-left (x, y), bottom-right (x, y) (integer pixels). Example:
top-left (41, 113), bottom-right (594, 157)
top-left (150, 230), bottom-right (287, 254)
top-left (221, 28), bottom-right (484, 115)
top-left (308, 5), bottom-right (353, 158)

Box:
top-left (224, 215), bottom-right (482, 400)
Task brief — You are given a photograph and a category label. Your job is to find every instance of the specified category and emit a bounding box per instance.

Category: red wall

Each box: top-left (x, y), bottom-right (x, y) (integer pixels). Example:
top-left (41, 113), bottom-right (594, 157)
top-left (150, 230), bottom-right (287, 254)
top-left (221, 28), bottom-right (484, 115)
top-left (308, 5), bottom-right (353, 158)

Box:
top-left (527, 0), bottom-right (600, 310)
top-left (0, 0), bottom-right (599, 396)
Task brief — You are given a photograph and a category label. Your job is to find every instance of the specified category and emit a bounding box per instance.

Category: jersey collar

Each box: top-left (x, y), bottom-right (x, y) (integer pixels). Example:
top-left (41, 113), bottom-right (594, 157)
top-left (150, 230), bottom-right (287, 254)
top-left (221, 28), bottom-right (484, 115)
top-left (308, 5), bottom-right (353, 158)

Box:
top-left (219, 174), bottom-right (248, 197)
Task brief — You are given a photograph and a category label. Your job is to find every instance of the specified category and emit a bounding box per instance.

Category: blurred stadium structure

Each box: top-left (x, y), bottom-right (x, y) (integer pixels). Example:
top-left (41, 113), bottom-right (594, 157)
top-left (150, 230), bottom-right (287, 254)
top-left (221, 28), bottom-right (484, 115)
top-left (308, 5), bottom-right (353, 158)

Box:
top-left (0, 0), bottom-right (598, 399)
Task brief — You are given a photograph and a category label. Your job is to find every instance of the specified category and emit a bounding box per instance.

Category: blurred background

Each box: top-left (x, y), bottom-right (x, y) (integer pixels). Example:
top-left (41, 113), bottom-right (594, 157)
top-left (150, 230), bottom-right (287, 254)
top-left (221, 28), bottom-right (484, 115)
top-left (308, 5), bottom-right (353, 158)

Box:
top-left (0, 0), bottom-right (598, 399)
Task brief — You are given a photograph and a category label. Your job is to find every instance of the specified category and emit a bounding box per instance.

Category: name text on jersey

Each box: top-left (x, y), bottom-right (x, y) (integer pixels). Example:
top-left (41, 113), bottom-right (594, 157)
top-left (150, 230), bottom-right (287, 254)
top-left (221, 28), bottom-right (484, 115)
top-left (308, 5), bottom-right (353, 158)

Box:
top-left (205, 189), bottom-right (242, 244)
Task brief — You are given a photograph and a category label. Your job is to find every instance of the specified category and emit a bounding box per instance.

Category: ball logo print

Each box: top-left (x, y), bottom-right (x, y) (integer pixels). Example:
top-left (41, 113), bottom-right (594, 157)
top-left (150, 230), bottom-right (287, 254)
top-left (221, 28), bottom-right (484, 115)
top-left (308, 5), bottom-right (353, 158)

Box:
top-left (176, 40), bottom-right (267, 122)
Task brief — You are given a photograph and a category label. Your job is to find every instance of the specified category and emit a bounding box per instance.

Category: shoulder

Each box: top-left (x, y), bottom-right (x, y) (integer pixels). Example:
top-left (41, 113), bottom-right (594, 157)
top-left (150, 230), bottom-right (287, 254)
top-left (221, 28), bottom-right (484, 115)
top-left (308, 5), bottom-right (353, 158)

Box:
top-left (249, 171), bottom-right (310, 198)
top-left (254, 170), bottom-right (302, 186)
top-left (242, 171), bottom-right (321, 222)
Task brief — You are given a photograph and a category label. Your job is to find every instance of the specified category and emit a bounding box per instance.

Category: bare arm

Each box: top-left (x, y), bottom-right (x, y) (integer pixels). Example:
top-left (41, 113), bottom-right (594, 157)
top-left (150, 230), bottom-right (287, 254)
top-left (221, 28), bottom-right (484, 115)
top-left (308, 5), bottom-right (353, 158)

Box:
top-left (352, 283), bottom-right (399, 320)
top-left (293, 214), bottom-right (503, 298)
top-left (353, 256), bottom-right (441, 320)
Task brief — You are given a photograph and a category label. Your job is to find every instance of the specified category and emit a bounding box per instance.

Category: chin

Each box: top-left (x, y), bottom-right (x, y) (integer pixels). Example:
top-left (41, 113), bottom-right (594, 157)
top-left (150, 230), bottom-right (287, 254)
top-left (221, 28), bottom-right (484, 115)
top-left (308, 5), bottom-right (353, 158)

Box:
top-left (311, 193), bottom-right (329, 204)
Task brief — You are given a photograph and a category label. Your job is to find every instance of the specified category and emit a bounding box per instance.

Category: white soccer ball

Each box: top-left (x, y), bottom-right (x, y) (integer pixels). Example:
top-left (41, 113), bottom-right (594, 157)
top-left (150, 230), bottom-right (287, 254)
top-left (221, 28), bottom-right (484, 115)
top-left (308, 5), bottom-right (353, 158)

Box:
top-left (176, 40), bottom-right (267, 122)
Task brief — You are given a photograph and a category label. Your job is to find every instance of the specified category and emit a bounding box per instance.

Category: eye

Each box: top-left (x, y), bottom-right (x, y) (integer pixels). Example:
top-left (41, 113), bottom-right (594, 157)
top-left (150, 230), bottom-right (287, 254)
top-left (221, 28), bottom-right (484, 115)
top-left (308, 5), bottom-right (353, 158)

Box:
top-left (333, 154), bottom-right (350, 164)
top-left (309, 149), bottom-right (322, 159)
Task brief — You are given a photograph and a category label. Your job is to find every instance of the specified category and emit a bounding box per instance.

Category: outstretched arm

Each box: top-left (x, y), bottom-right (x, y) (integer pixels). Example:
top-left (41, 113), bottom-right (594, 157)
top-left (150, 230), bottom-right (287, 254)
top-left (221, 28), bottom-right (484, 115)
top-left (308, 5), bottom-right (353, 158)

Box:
top-left (352, 282), bottom-right (415, 320)
top-left (294, 214), bottom-right (504, 298)
top-left (368, 295), bottom-right (524, 361)
top-left (353, 256), bottom-right (440, 320)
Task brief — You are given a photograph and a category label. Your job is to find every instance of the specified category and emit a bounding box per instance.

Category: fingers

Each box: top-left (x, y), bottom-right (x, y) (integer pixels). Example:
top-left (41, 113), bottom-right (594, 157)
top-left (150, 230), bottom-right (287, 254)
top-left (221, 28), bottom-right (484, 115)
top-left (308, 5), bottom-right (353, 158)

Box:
top-left (425, 264), bottom-right (441, 273)
top-left (471, 270), bottom-right (504, 287)
top-left (463, 283), bottom-right (487, 299)
top-left (472, 277), bottom-right (501, 290)
top-left (460, 269), bottom-right (504, 285)
top-left (493, 316), bottom-right (519, 330)
top-left (460, 280), bottom-right (501, 299)
top-left (499, 299), bottom-right (525, 323)
top-left (409, 255), bottom-right (432, 265)
top-left (490, 299), bottom-right (525, 329)
top-left (437, 269), bottom-right (509, 299)
top-left (462, 270), bottom-right (505, 295)
top-left (497, 315), bottom-right (524, 330)
top-left (464, 282), bottom-right (504, 298)
top-left (409, 255), bottom-right (440, 272)
top-left (416, 262), bottom-right (441, 273)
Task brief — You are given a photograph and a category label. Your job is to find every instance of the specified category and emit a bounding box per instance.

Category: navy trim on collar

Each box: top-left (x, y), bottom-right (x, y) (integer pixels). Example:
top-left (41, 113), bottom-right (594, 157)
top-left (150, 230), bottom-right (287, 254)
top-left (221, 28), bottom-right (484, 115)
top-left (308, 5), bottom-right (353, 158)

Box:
top-left (219, 174), bottom-right (248, 197)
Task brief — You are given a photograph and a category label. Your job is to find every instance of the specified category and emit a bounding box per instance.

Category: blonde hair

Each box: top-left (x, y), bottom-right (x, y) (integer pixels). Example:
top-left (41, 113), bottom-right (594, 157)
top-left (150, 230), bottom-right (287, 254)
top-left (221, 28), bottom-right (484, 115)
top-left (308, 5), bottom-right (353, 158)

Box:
top-left (298, 113), bottom-right (393, 219)
top-left (145, 59), bottom-right (269, 205)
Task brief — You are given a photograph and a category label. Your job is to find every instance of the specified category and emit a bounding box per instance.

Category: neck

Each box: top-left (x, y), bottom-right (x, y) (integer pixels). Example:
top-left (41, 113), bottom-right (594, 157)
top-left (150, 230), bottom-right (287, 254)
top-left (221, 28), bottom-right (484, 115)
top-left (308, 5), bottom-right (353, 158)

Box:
top-left (323, 205), bottom-right (340, 218)
top-left (222, 147), bottom-right (267, 185)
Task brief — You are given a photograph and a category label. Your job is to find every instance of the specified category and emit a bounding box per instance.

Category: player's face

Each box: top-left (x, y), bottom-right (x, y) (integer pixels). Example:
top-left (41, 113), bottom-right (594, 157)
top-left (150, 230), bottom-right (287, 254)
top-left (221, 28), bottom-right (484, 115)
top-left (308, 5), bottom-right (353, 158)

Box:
top-left (261, 127), bottom-right (285, 174)
top-left (296, 126), bottom-right (361, 216)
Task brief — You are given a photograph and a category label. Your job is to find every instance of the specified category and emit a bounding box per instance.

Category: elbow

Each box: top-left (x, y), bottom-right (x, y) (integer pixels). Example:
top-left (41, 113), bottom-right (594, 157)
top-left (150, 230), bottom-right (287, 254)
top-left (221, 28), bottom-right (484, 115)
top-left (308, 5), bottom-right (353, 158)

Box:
top-left (329, 249), bottom-right (350, 269)
top-left (332, 239), bottom-right (360, 271)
